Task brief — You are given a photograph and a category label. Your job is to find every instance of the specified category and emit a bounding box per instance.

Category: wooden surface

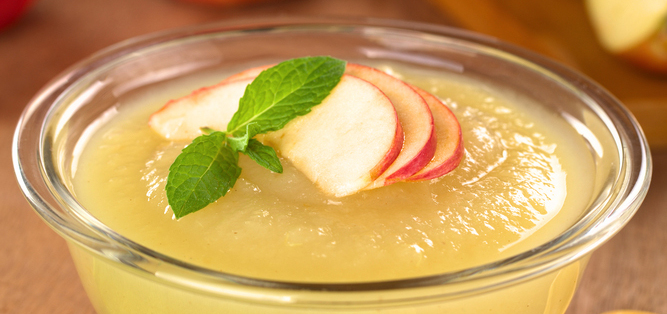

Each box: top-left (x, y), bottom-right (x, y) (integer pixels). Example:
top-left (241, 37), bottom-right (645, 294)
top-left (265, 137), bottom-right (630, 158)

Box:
top-left (0, 0), bottom-right (664, 313)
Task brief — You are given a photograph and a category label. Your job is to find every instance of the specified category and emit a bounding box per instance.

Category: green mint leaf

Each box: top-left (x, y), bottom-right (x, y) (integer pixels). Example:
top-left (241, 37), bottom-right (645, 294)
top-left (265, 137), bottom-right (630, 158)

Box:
top-left (243, 139), bottom-right (283, 173)
top-left (165, 132), bottom-right (242, 219)
top-left (226, 56), bottom-right (346, 136)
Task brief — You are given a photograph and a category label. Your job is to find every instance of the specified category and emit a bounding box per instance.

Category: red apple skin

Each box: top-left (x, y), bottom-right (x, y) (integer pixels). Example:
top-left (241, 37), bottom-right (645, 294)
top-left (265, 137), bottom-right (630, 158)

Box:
top-left (406, 87), bottom-right (464, 181)
top-left (369, 118), bottom-right (404, 179)
top-left (0, 0), bottom-right (34, 30)
top-left (344, 63), bottom-right (436, 186)
top-left (385, 128), bottom-right (436, 182)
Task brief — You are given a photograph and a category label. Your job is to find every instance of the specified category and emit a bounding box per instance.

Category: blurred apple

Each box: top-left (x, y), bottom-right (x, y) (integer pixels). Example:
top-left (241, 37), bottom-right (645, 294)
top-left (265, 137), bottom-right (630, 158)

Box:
top-left (0, 0), bottom-right (33, 30)
top-left (586, 0), bottom-right (667, 74)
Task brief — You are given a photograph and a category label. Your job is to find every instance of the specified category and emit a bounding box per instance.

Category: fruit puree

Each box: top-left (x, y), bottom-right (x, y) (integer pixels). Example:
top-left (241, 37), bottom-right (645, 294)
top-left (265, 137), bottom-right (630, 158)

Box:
top-left (69, 63), bottom-right (594, 313)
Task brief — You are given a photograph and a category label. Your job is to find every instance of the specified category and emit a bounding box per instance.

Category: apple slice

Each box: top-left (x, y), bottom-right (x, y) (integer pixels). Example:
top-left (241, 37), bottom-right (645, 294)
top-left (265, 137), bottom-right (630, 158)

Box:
top-left (150, 74), bottom-right (403, 197)
top-left (148, 78), bottom-right (250, 140)
top-left (406, 87), bottom-right (463, 181)
top-left (586, 0), bottom-right (667, 73)
top-left (260, 75), bottom-right (403, 196)
top-left (345, 63), bottom-right (436, 188)
top-left (618, 31), bottom-right (667, 73)
top-left (586, 0), bottom-right (667, 53)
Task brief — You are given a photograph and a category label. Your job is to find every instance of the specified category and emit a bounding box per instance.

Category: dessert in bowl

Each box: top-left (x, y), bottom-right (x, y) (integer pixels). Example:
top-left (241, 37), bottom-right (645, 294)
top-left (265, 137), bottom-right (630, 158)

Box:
top-left (13, 17), bottom-right (651, 313)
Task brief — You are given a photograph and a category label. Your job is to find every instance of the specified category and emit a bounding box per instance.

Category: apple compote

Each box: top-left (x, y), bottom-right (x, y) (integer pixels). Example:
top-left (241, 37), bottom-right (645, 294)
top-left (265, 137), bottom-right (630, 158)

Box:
top-left (71, 64), bottom-right (594, 283)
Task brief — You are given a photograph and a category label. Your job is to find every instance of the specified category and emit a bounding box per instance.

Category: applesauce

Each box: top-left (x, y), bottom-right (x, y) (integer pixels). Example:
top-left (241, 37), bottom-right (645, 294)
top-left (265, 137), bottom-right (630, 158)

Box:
top-left (70, 63), bottom-right (594, 285)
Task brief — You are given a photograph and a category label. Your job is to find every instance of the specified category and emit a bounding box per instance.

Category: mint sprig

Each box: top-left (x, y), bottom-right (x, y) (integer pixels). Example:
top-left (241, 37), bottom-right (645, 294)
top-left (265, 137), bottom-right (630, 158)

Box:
top-left (165, 56), bottom-right (346, 218)
top-left (166, 132), bottom-right (241, 218)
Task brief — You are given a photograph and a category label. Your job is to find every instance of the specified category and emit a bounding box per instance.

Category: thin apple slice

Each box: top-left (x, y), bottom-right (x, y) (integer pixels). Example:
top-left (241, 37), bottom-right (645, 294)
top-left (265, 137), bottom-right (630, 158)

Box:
top-left (148, 79), bottom-right (251, 140)
top-left (345, 63), bottom-right (436, 188)
top-left (260, 74), bottom-right (403, 196)
top-left (406, 87), bottom-right (463, 181)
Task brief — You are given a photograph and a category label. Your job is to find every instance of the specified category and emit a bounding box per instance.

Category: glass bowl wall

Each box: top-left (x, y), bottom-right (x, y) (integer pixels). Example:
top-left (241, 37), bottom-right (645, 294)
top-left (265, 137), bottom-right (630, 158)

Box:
top-left (13, 17), bottom-right (651, 314)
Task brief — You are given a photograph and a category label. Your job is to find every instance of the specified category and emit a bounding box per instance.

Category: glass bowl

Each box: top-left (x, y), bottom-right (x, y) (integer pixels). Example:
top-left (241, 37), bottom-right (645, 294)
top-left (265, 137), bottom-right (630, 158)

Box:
top-left (13, 17), bottom-right (651, 314)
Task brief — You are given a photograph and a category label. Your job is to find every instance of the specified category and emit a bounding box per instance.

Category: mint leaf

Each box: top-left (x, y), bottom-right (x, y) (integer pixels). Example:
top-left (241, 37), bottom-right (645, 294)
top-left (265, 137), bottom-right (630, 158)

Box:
top-left (166, 132), bottom-right (242, 218)
top-left (226, 56), bottom-right (346, 136)
top-left (243, 139), bottom-right (283, 173)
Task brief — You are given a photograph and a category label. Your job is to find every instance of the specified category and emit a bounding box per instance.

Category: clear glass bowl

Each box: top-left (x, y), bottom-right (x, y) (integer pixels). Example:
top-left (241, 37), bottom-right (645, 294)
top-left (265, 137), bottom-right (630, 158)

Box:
top-left (13, 17), bottom-right (652, 314)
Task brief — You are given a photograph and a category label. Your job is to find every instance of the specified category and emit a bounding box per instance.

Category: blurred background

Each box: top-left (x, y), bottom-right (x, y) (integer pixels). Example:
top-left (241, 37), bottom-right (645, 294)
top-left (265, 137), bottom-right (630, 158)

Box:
top-left (1, 0), bottom-right (665, 313)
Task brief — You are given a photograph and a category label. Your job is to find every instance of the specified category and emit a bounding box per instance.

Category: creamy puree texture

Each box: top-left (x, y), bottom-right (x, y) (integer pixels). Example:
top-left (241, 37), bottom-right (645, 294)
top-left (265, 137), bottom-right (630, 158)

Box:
top-left (72, 64), bottom-right (595, 283)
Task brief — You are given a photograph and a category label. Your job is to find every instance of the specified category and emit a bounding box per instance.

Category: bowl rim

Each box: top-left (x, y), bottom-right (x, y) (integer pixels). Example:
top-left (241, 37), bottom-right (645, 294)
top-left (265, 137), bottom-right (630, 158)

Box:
top-left (12, 16), bottom-right (652, 306)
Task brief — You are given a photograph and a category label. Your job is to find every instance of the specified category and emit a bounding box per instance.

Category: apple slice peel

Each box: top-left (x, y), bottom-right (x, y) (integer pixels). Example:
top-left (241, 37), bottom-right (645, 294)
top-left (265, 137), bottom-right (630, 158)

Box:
top-left (406, 87), bottom-right (464, 181)
top-left (344, 63), bottom-right (437, 188)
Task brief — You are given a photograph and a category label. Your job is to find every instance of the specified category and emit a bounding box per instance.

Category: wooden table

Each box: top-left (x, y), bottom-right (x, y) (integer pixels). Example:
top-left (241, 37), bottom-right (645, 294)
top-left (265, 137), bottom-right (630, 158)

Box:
top-left (0, 0), bottom-right (664, 313)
